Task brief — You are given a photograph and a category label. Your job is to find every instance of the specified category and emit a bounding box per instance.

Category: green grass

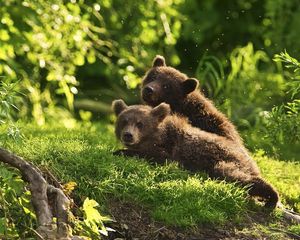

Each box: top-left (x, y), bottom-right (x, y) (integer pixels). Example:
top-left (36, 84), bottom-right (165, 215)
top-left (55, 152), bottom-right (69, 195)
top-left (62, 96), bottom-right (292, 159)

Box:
top-left (255, 151), bottom-right (300, 211)
top-left (0, 121), bottom-right (300, 229)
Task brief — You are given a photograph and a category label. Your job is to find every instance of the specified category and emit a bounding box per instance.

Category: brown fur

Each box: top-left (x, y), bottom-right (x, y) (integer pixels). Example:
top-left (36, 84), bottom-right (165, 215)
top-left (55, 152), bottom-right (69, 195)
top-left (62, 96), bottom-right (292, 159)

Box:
top-left (141, 55), bottom-right (242, 144)
top-left (112, 100), bottom-right (279, 208)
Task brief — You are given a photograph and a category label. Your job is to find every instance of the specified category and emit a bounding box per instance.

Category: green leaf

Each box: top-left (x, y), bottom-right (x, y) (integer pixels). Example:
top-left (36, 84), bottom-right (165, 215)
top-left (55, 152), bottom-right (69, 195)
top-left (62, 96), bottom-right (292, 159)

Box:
top-left (82, 198), bottom-right (112, 235)
top-left (74, 54), bottom-right (85, 66)
top-left (0, 30), bottom-right (10, 41)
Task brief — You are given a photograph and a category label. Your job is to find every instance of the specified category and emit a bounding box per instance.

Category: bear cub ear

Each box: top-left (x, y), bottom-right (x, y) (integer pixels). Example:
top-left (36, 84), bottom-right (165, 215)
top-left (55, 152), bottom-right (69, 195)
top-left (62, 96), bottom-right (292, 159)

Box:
top-left (152, 55), bottom-right (166, 67)
top-left (151, 103), bottom-right (171, 121)
top-left (182, 78), bottom-right (199, 95)
top-left (112, 99), bottom-right (128, 116)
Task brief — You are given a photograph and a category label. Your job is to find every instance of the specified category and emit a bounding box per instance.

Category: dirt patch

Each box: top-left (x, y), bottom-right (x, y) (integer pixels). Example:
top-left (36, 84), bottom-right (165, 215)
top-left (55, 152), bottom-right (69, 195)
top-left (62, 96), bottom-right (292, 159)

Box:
top-left (104, 200), bottom-right (299, 240)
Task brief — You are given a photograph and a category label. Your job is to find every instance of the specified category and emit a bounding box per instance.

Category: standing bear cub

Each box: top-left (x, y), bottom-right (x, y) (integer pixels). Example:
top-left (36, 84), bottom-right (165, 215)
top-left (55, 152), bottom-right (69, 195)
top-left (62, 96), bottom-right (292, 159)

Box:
top-left (112, 99), bottom-right (279, 209)
top-left (141, 55), bottom-right (242, 144)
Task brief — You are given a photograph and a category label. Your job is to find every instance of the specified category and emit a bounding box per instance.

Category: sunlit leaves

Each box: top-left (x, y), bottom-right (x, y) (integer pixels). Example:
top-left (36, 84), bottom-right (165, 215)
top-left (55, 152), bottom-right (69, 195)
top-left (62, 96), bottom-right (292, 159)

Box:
top-left (63, 181), bottom-right (77, 195)
top-left (195, 43), bottom-right (284, 127)
top-left (0, 30), bottom-right (10, 41)
top-left (0, 0), bottom-right (112, 123)
top-left (0, 81), bottom-right (21, 123)
top-left (0, 166), bottom-right (34, 238)
top-left (262, 52), bottom-right (300, 146)
top-left (0, 163), bottom-right (113, 239)
top-left (265, 102), bottom-right (300, 145)
top-left (274, 51), bottom-right (300, 73)
top-left (80, 198), bottom-right (113, 237)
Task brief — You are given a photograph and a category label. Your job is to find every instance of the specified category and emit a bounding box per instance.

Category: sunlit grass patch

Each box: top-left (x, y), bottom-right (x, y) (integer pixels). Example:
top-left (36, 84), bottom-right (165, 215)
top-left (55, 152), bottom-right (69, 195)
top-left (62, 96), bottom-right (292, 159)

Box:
top-left (288, 224), bottom-right (300, 235)
top-left (1, 122), bottom-right (300, 228)
top-left (152, 178), bottom-right (246, 226)
top-left (254, 150), bottom-right (300, 211)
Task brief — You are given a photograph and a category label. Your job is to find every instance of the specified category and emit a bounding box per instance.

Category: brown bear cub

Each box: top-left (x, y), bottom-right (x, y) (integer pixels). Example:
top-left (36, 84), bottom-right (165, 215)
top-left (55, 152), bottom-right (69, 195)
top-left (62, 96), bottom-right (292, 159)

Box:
top-left (112, 99), bottom-right (279, 208)
top-left (141, 55), bottom-right (242, 144)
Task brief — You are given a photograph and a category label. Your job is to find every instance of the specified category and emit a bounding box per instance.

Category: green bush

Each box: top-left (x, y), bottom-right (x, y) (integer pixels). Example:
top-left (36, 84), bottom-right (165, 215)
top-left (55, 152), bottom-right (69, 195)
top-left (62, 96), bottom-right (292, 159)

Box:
top-left (259, 52), bottom-right (300, 158)
top-left (0, 0), bottom-right (185, 121)
top-left (0, 0), bottom-right (111, 123)
top-left (196, 43), bottom-right (286, 128)
top-left (0, 80), bottom-right (21, 124)
top-left (0, 167), bottom-right (33, 238)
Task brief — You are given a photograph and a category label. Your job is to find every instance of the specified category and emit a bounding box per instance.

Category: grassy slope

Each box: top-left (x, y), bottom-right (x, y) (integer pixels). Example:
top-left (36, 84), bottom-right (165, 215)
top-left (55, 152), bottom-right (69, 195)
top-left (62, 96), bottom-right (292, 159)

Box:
top-left (255, 151), bottom-right (300, 211)
top-left (0, 121), bottom-right (299, 234)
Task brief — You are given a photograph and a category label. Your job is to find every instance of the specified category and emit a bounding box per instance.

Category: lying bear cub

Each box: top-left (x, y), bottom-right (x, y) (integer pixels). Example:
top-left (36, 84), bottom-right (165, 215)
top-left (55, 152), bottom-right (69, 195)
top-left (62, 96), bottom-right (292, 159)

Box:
top-left (112, 99), bottom-right (279, 208)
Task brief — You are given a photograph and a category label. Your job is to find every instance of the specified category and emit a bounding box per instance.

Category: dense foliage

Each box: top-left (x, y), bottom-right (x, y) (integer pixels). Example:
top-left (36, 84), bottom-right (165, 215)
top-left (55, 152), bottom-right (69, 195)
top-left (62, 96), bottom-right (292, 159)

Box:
top-left (1, 0), bottom-right (300, 115)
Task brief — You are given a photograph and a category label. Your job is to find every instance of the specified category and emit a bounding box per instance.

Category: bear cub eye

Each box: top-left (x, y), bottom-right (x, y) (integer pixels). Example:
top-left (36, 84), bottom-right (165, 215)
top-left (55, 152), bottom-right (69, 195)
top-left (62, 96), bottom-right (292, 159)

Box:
top-left (136, 121), bottom-right (143, 129)
top-left (163, 84), bottom-right (171, 91)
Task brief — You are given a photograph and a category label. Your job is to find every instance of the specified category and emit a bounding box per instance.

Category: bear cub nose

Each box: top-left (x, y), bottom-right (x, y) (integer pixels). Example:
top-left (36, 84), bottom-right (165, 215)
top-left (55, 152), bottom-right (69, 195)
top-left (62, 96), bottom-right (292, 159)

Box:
top-left (122, 132), bottom-right (133, 143)
top-left (142, 86), bottom-right (154, 97)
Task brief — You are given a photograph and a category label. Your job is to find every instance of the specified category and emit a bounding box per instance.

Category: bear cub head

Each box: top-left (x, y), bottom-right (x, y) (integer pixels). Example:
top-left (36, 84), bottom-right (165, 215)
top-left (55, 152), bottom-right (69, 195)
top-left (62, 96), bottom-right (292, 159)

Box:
top-left (112, 99), bottom-right (171, 147)
top-left (141, 55), bottom-right (199, 107)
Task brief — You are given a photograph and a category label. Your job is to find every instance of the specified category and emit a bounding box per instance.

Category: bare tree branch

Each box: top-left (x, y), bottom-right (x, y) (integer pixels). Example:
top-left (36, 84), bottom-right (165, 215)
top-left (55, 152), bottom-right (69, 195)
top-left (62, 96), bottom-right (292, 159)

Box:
top-left (277, 202), bottom-right (300, 224)
top-left (0, 147), bottom-right (83, 239)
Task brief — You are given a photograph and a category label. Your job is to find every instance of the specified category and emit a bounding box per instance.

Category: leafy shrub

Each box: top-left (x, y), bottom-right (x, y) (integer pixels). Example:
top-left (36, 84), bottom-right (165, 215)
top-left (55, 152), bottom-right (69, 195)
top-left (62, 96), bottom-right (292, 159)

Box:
top-left (0, 0), bottom-right (186, 121)
top-left (0, 79), bottom-right (24, 141)
top-left (238, 51), bottom-right (300, 158)
top-left (259, 52), bottom-right (300, 158)
top-left (196, 43), bottom-right (286, 129)
top-left (0, 167), bottom-right (34, 238)
top-left (194, 47), bottom-right (300, 159)
top-left (0, 80), bottom-right (21, 124)
top-left (264, 100), bottom-right (300, 145)
top-left (0, 0), bottom-right (111, 123)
